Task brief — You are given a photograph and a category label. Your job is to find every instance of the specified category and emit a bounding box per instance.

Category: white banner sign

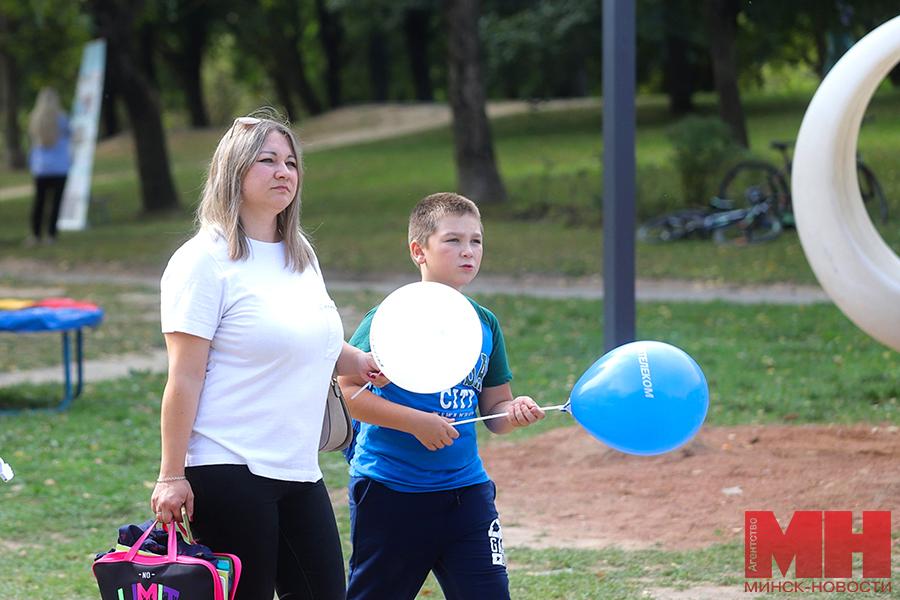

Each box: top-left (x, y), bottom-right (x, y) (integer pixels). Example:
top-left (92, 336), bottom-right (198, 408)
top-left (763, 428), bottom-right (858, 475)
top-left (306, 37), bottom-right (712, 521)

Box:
top-left (57, 38), bottom-right (106, 231)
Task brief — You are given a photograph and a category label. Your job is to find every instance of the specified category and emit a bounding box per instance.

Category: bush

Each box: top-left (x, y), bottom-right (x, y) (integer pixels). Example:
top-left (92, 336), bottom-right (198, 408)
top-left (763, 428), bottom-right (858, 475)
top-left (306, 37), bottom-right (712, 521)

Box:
top-left (667, 115), bottom-right (739, 206)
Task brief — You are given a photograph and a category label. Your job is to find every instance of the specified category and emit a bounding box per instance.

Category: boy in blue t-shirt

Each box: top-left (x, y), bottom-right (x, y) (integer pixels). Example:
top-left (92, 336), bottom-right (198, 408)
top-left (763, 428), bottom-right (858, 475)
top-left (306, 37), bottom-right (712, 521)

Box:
top-left (339, 192), bottom-right (546, 600)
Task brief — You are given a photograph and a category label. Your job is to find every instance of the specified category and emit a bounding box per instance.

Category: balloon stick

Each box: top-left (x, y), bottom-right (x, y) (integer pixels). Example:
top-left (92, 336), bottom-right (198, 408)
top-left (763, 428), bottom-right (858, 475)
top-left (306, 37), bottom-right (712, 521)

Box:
top-left (350, 382), bottom-right (372, 400)
top-left (452, 403), bottom-right (570, 426)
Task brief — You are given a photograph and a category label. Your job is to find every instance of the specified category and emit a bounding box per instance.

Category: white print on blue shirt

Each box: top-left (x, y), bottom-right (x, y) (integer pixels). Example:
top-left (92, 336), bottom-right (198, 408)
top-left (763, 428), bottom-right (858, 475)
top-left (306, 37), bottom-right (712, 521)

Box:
top-left (439, 385), bottom-right (477, 412)
top-left (460, 352), bottom-right (489, 392)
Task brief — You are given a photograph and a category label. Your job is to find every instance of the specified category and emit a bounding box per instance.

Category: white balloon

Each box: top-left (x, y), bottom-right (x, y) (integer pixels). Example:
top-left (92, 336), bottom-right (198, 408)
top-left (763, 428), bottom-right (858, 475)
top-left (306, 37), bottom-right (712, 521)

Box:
top-left (369, 282), bottom-right (483, 393)
top-left (793, 15), bottom-right (900, 352)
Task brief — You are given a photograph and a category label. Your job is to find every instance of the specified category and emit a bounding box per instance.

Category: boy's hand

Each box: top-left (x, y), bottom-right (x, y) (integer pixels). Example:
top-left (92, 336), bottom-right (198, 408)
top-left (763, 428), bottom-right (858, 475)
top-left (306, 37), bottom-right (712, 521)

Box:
top-left (412, 412), bottom-right (460, 451)
top-left (506, 396), bottom-right (546, 427)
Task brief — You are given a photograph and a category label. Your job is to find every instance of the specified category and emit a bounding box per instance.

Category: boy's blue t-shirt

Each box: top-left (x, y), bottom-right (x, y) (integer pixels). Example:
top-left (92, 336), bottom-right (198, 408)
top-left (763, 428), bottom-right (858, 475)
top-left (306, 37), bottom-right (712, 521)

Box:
top-left (348, 296), bottom-right (513, 493)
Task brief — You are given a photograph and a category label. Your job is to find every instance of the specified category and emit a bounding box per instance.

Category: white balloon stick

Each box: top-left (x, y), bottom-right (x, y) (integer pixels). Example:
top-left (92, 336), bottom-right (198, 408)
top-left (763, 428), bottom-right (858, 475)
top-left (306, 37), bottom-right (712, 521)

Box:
top-left (350, 381), bottom-right (372, 400)
top-left (452, 403), bottom-right (570, 426)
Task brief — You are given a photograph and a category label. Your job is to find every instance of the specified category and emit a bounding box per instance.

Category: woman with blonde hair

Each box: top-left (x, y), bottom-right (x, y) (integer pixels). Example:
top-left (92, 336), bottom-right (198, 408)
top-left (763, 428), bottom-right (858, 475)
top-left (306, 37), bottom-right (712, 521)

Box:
top-left (26, 87), bottom-right (71, 246)
top-left (150, 110), bottom-right (386, 600)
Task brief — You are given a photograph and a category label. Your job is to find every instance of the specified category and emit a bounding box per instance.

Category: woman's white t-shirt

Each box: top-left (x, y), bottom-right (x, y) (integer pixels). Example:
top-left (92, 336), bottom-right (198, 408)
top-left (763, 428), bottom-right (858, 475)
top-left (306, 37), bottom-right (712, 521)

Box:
top-left (160, 230), bottom-right (343, 482)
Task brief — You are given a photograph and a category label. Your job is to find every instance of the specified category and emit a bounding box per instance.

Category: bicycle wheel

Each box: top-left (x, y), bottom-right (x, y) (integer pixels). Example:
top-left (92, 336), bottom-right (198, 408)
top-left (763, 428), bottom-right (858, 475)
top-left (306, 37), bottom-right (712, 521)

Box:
top-left (637, 210), bottom-right (708, 243)
top-left (717, 161), bottom-right (791, 221)
top-left (713, 211), bottom-right (783, 247)
top-left (857, 162), bottom-right (888, 224)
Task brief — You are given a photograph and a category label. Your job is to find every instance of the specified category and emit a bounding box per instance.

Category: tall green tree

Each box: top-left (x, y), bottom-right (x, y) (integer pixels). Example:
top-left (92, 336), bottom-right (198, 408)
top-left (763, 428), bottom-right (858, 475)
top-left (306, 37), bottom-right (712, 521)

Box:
top-left (316, 0), bottom-right (346, 108)
top-left (704, 0), bottom-right (747, 147)
top-left (83, 0), bottom-right (179, 213)
top-left (154, 0), bottom-right (227, 127)
top-left (443, 0), bottom-right (507, 204)
top-left (403, 1), bottom-right (437, 101)
top-left (225, 0), bottom-right (324, 119)
top-left (0, 8), bottom-right (26, 170)
top-left (480, 0), bottom-right (600, 99)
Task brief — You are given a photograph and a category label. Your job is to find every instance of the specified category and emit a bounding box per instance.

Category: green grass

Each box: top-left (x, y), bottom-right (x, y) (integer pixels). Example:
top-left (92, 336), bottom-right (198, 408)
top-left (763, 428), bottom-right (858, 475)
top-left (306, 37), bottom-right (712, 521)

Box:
top-left (3, 90), bottom-right (900, 283)
top-left (2, 282), bottom-right (899, 426)
top-left (2, 94), bottom-right (900, 598)
top-left (2, 286), bottom-right (900, 598)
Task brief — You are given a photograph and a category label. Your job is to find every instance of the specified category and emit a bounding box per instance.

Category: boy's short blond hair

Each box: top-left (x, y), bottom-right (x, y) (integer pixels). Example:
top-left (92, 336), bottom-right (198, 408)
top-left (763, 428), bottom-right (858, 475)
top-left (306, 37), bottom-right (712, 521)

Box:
top-left (408, 193), bottom-right (482, 257)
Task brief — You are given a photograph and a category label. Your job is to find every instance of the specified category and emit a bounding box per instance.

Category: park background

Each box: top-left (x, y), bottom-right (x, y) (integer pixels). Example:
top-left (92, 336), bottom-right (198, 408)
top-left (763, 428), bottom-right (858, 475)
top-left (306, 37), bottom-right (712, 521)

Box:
top-left (1, 1), bottom-right (900, 598)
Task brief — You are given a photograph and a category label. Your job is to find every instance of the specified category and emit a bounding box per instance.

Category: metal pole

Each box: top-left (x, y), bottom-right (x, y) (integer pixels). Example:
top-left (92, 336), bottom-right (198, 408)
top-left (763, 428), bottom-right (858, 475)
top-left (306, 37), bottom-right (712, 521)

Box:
top-left (602, 0), bottom-right (637, 352)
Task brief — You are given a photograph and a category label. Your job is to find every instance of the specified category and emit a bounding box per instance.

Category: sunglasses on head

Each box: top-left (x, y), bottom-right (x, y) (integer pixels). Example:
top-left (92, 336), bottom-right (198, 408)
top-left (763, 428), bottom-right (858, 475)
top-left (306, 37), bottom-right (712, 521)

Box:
top-left (229, 116), bottom-right (262, 136)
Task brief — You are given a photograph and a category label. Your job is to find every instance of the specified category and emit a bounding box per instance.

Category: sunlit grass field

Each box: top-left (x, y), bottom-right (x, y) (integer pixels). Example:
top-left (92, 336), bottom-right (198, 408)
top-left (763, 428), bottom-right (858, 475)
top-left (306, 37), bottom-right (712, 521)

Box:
top-left (2, 90), bottom-right (898, 283)
top-left (1, 93), bottom-right (899, 598)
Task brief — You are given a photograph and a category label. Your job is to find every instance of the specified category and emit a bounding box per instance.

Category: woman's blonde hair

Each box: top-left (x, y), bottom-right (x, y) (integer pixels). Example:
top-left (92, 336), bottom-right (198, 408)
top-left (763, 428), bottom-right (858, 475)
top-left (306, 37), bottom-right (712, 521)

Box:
top-left (29, 88), bottom-right (63, 148)
top-left (197, 109), bottom-right (315, 272)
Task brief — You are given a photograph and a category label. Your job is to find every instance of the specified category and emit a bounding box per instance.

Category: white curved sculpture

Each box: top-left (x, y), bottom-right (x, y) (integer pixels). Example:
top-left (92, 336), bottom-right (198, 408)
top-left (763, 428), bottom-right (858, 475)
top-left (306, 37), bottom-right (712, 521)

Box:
top-left (793, 15), bottom-right (900, 351)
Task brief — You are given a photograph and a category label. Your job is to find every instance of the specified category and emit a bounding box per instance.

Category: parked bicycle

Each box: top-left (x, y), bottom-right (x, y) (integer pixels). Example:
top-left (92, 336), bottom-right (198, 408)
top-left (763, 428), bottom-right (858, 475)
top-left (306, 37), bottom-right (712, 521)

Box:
top-left (637, 187), bottom-right (782, 247)
top-left (717, 140), bottom-right (888, 226)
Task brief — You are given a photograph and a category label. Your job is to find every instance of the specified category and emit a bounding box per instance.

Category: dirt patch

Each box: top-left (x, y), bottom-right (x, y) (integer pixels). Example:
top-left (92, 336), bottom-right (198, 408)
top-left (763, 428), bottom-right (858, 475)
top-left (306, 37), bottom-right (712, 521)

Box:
top-left (482, 423), bottom-right (900, 550)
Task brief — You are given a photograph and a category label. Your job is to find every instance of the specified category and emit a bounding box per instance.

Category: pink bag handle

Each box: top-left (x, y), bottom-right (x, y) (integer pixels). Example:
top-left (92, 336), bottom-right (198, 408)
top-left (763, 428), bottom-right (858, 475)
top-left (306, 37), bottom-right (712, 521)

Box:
top-left (123, 519), bottom-right (183, 561)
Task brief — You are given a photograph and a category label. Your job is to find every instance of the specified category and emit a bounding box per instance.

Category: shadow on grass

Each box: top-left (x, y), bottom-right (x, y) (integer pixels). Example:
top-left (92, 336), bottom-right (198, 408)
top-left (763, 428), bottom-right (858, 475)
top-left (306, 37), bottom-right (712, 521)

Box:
top-left (0, 384), bottom-right (70, 413)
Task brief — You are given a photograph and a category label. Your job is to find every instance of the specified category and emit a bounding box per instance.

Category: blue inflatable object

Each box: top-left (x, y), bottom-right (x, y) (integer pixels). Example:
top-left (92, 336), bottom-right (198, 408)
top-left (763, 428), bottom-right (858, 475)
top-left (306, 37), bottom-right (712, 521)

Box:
top-left (0, 306), bottom-right (104, 332)
top-left (568, 340), bottom-right (709, 455)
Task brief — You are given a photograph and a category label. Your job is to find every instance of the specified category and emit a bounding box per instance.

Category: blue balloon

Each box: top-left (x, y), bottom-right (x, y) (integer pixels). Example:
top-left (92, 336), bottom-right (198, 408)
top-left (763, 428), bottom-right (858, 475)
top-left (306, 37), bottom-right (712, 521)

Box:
top-left (568, 341), bottom-right (709, 455)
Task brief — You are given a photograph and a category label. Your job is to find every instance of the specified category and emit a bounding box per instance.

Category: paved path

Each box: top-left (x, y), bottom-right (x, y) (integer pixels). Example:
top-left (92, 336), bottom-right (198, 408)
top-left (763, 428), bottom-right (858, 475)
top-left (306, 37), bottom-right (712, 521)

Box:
top-left (0, 265), bottom-right (831, 388)
top-left (0, 256), bottom-right (831, 305)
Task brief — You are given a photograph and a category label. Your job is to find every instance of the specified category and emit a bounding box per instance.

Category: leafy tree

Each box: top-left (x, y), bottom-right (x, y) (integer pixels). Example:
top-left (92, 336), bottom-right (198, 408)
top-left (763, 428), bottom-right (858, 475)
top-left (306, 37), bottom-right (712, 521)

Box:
top-left (704, 0), bottom-right (747, 147)
top-left (316, 0), bottom-right (346, 108)
top-left (443, 0), bottom-right (507, 204)
top-left (223, 0), bottom-right (324, 119)
top-left (0, 8), bottom-right (26, 170)
top-left (637, 0), bottom-right (713, 115)
top-left (403, 1), bottom-right (438, 101)
top-left (154, 0), bottom-right (229, 127)
top-left (480, 0), bottom-right (600, 99)
top-left (332, 0), bottom-right (445, 103)
top-left (83, 0), bottom-right (179, 213)
top-left (334, 0), bottom-right (399, 103)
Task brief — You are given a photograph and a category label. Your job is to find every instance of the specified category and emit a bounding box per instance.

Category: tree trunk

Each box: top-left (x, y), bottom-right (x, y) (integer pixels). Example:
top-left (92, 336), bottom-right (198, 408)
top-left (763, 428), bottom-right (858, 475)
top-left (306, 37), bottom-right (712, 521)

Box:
top-left (315, 0), bottom-right (344, 109)
top-left (99, 74), bottom-right (120, 139)
top-left (405, 7), bottom-right (435, 102)
top-left (704, 0), bottom-right (748, 147)
top-left (177, 52), bottom-right (210, 128)
top-left (267, 0), bottom-right (323, 117)
top-left (442, 0), bottom-right (507, 204)
top-left (118, 63), bottom-right (179, 213)
top-left (0, 13), bottom-right (26, 170)
top-left (161, 11), bottom-right (210, 127)
top-left (86, 0), bottom-right (179, 213)
top-left (271, 73), bottom-right (298, 122)
top-left (368, 23), bottom-right (390, 102)
top-left (663, 0), bottom-right (694, 116)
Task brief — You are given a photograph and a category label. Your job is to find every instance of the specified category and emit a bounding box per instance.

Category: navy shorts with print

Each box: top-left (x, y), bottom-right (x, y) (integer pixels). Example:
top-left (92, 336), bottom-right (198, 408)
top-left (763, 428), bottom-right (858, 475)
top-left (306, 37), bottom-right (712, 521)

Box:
top-left (346, 477), bottom-right (509, 600)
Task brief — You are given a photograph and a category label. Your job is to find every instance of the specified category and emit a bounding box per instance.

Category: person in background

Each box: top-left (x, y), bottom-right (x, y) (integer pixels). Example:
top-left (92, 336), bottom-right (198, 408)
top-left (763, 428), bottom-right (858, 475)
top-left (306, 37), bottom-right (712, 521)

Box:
top-left (26, 87), bottom-right (71, 246)
top-left (150, 110), bottom-right (386, 600)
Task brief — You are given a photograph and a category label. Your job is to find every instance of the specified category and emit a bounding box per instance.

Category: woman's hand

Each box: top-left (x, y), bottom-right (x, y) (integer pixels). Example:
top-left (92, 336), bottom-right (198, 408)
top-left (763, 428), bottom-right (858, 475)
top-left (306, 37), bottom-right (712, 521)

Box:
top-left (340, 343), bottom-right (390, 387)
top-left (151, 479), bottom-right (194, 524)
